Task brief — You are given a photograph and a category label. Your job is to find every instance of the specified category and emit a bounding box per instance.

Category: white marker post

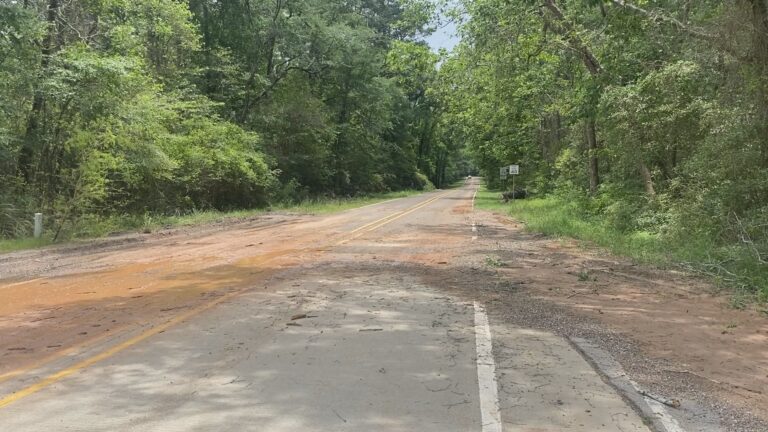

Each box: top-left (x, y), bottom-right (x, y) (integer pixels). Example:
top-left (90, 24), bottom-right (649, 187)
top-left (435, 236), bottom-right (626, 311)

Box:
top-left (34, 213), bottom-right (43, 238)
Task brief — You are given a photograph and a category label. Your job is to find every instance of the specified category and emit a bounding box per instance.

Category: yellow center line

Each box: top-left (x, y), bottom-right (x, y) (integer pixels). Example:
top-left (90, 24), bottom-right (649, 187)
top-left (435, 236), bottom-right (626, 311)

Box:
top-left (0, 278), bottom-right (44, 290)
top-left (0, 323), bottom-right (133, 384)
top-left (0, 189), bottom-right (455, 409)
top-left (0, 290), bottom-right (241, 409)
top-left (344, 195), bottom-right (436, 234)
top-left (335, 191), bottom-right (451, 245)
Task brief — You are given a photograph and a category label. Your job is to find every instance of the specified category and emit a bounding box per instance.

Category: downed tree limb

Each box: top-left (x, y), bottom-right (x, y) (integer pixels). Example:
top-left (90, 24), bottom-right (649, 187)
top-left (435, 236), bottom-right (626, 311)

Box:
top-left (638, 388), bottom-right (682, 408)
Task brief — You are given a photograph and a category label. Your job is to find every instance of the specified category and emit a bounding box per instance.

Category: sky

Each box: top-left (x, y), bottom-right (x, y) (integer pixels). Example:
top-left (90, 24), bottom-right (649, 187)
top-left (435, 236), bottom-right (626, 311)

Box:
top-left (423, 19), bottom-right (460, 52)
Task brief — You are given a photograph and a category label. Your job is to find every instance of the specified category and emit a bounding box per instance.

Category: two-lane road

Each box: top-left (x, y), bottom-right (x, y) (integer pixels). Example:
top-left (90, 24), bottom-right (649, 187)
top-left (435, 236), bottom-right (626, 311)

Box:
top-left (0, 180), bottom-right (651, 431)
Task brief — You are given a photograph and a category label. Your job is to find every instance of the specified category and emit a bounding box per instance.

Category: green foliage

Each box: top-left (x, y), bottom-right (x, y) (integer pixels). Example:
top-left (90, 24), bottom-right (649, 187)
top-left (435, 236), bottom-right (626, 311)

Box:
top-left (484, 256), bottom-right (504, 267)
top-left (1, 0), bottom-right (459, 246)
top-left (165, 117), bottom-right (273, 210)
top-left (475, 187), bottom-right (768, 300)
top-left (413, 172), bottom-right (436, 191)
top-left (446, 0), bottom-right (768, 298)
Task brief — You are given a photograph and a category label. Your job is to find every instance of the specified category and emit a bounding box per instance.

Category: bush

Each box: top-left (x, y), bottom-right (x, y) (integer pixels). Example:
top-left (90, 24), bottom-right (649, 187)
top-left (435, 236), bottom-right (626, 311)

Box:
top-left (165, 118), bottom-right (274, 210)
top-left (413, 172), bottom-right (435, 191)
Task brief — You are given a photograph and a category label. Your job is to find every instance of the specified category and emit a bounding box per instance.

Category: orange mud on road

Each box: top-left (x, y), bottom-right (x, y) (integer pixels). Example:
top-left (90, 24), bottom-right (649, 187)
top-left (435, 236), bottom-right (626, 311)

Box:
top-left (0, 185), bottom-right (767, 429)
top-left (0, 234), bottom-right (309, 379)
top-left (0, 195), bottom-right (446, 379)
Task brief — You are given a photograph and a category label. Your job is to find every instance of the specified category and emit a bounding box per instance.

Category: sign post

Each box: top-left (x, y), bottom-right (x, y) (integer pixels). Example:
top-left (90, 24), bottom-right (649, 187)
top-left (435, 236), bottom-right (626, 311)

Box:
top-left (508, 165), bottom-right (519, 200)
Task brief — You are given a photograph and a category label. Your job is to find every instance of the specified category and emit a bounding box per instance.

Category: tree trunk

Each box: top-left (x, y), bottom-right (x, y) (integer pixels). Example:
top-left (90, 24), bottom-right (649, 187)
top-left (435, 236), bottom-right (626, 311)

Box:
top-left (542, 0), bottom-right (602, 193)
top-left (638, 162), bottom-right (656, 197)
top-left (198, 0), bottom-right (216, 95)
top-left (333, 69), bottom-right (352, 192)
top-left (435, 149), bottom-right (447, 188)
top-left (585, 118), bottom-right (599, 194)
top-left (417, 116), bottom-right (433, 175)
top-left (18, 0), bottom-right (60, 182)
top-left (265, 0), bottom-right (284, 78)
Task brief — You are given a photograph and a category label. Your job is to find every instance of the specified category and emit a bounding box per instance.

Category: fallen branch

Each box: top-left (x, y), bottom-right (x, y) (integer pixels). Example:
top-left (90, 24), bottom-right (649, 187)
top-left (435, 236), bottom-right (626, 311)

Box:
top-left (638, 388), bottom-right (681, 409)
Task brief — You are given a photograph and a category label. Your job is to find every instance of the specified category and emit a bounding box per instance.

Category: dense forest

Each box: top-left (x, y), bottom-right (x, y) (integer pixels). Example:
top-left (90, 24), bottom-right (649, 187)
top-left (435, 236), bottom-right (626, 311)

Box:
top-left (442, 0), bottom-right (768, 296)
top-left (2, 0), bottom-right (767, 295)
top-left (0, 0), bottom-right (464, 239)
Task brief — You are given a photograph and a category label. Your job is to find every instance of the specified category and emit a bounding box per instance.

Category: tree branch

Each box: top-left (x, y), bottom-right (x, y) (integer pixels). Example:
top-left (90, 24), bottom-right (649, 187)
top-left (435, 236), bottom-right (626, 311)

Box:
top-left (608, 0), bottom-right (717, 42)
top-left (540, 0), bottom-right (602, 76)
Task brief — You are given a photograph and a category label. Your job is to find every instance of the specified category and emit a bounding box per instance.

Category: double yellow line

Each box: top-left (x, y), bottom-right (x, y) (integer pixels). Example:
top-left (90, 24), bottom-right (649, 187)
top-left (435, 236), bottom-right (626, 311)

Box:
top-left (0, 189), bottom-right (452, 409)
top-left (335, 191), bottom-right (451, 245)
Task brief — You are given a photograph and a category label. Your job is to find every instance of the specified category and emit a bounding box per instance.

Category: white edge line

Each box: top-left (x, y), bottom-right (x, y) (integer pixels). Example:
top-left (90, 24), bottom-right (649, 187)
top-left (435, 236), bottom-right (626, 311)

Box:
top-left (471, 190), bottom-right (478, 240)
top-left (474, 302), bottom-right (503, 432)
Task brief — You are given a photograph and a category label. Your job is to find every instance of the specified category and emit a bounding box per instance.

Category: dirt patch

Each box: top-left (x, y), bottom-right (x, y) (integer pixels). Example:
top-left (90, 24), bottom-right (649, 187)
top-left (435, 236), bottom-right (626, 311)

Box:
top-left (310, 197), bottom-right (768, 429)
top-left (451, 203), bottom-right (472, 215)
top-left (0, 214), bottom-right (302, 281)
top-left (0, 212), bottom-right (338, 377)
top-left (468, 210), bottom-right (768, 427)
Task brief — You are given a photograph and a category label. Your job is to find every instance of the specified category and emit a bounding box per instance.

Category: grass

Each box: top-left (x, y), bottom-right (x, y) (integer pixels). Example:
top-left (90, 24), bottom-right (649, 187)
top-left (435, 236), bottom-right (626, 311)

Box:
top-left (0, 237), bottom-right (54, 253)
top-left (0, 189), bottom-right (426, 254)
top-left (476, 188), bottom-right (667, 262)
top-left (484, 256), bottom-right (504, 267)
top-left (475, 185), bottom-right (768, 302)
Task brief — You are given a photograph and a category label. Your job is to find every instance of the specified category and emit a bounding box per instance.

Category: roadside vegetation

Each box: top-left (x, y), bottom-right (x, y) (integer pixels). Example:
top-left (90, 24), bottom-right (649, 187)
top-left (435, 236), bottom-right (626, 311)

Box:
top-left (5, 1), bottom-right (768, 301)
top-left (0, 1), bottom-right (466, 247)
top-left (476, 186), bottom-right (768, 303)
top-left (441, 1), bottom-right (768, 301)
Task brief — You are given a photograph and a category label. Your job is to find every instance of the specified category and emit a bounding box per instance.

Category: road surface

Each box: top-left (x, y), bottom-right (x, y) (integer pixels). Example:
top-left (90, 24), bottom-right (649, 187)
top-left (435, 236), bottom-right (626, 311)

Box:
top-left (0, 179), bottom-right (655, 431)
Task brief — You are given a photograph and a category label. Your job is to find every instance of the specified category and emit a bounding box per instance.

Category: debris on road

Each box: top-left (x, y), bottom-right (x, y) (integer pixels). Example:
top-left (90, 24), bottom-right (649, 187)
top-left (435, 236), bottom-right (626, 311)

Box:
top-left (290, 313), bottom-right (317, 320)
top-left (638, 389), bottom-right (682, 409)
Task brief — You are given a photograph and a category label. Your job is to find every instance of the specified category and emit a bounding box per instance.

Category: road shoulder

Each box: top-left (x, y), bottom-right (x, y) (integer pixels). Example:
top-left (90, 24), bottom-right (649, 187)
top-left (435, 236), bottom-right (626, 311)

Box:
top-left (465, 207), bottom-right (768, 431)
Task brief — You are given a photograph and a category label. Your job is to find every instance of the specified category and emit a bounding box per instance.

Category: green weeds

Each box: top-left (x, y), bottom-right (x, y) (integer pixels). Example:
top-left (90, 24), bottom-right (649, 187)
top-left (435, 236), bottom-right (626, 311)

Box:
top-left (475, 186), bottom-right (768, 303)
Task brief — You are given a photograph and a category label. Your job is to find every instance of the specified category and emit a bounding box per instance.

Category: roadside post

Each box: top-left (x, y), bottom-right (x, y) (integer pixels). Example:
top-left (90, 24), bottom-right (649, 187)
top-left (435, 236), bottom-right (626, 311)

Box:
top-left (500, 166), bottom-right (509, 200)
top-left (34, 213), bottom-right (43, 238)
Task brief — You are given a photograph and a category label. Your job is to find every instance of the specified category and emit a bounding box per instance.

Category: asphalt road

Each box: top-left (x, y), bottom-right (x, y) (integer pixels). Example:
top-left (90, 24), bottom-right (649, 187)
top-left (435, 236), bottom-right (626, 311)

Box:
top-left (0, 179), bottom-right (652, 431)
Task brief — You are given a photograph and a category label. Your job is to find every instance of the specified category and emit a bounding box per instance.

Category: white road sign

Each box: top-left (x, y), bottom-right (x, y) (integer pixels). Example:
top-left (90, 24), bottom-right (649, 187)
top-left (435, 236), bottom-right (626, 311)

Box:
top-left (508, 165), bottom-right (519, 175)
